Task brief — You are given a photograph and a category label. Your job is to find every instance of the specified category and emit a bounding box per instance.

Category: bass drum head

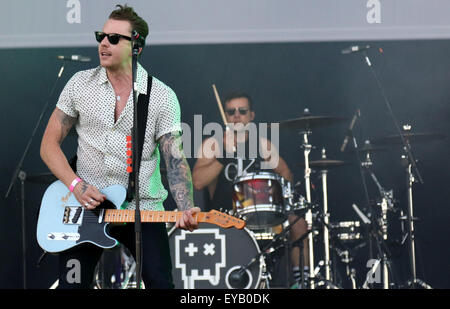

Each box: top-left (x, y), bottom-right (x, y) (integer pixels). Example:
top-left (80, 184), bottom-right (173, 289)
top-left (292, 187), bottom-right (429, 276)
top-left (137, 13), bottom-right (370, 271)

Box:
top-left (168, 223), bottom-right (262, 289)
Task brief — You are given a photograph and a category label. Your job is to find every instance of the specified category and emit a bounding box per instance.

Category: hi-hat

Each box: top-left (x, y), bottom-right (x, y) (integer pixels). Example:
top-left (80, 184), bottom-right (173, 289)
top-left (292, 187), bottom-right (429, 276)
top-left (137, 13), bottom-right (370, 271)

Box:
top-left (297, 159), bottom-right (350, 170)
top-left (276, 108), bottom-right (348, 131)
top-left (371, 132), bottom-right (445, 145)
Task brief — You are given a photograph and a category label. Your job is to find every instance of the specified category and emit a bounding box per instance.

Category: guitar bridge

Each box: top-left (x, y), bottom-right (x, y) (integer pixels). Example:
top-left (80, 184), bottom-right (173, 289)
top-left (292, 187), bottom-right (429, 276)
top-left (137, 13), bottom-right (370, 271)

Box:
top-left (63, 206), bottom-right (84, 225)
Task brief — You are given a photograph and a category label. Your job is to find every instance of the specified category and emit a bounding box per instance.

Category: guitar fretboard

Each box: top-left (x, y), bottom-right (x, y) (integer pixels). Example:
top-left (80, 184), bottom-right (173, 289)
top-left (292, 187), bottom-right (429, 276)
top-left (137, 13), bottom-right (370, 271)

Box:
top-left (104, 210), bottom-right (207, 223)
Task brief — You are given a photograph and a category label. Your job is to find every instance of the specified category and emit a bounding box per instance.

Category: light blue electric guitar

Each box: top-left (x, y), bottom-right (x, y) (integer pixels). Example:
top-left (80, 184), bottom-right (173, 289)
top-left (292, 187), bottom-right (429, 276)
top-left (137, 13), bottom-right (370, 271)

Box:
top-left (36, 180), bottom-right (245, 253)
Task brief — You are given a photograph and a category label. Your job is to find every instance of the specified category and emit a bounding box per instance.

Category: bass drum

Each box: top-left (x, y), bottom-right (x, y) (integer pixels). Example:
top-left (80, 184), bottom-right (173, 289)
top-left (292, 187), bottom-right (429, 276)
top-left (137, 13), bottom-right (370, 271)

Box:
top-left (168, 223), bottom-right (262, 289)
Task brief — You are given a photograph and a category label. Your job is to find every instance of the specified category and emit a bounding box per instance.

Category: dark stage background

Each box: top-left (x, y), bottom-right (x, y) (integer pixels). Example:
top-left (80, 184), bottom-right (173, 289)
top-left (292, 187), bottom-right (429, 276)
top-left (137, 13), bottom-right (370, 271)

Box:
top-left (1, 39), bottom-right (449, 288)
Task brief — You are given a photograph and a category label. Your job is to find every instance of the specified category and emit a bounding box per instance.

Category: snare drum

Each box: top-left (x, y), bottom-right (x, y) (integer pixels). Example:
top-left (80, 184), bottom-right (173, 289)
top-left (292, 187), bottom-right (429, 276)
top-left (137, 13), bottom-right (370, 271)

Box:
top-left (168, 223), bottom-right (263, 289)
top-left (232, 171), bottom-right (286, 229)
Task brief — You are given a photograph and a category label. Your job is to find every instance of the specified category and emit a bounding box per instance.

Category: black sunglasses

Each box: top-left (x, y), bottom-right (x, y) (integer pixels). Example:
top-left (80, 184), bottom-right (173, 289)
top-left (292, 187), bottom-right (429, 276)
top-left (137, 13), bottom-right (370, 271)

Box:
top-left (225, 108), bottom-right (249, 116)
top-left (95, 31), bottom-right (131, 45)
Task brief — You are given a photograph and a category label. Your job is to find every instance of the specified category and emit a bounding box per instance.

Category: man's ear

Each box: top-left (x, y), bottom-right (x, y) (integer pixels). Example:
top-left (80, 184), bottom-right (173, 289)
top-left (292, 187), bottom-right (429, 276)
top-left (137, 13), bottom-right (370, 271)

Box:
top-left (250, 110), bottom-right (255, 121)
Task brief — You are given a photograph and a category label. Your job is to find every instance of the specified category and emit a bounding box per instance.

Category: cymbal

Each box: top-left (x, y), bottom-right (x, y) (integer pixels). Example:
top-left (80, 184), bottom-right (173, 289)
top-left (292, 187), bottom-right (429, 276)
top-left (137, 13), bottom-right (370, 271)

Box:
top-left (297, 159), bottom-right (350, 170)
top-left (371, 133), bottom-right (446, 145)
top-left (26, 173), bottom-right (57, 184)
top-left (278, 115), bottom-right (349, 130)
top-left (348, 141), bottom-right (387, 153)
top-left (275, 109), bottom-right (348, 131)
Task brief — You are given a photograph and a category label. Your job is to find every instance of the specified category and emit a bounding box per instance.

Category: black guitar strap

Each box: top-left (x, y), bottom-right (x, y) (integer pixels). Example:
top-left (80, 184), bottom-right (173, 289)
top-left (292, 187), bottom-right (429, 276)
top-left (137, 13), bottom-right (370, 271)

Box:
top-left (126, 75), bottom-right (153, 202)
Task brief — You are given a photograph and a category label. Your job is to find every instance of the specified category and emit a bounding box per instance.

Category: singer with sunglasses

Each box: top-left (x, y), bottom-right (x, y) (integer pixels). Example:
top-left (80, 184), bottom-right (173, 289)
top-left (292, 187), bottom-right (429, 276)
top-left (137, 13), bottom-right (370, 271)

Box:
top-left (40, 4), bottom-right (199, 289)
top-left (192, 91), bottom-right (310, 288)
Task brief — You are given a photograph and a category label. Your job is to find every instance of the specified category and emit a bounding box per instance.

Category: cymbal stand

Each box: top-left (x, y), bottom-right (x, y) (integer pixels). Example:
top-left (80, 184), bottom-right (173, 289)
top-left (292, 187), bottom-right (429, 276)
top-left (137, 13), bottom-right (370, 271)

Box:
top-left (319, 148), bottom-right (332, 288)
top-left (364, 152), bottom-right (395, 289)
top-left (403, 160), bottom-right (432, 289)
top-left (300, 130), bottom-right (316, 289)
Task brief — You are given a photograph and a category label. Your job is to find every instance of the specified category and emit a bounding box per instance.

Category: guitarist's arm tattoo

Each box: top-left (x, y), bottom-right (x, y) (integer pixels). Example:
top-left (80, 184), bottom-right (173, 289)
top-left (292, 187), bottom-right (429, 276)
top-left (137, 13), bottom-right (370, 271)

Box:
top-left (159, 132), bottom-right (195, 211)
top-left (57, 110), bottom-right (77, 144)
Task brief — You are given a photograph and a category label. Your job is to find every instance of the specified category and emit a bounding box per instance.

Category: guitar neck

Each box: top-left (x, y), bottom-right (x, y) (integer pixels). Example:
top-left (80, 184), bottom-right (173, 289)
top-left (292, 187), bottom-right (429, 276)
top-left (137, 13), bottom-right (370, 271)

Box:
top-left (104, 209), bottom-right (207, 224)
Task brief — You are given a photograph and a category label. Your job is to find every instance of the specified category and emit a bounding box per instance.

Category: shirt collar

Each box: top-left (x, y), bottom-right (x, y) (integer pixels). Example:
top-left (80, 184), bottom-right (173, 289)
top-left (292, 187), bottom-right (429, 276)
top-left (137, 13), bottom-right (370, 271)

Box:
top-left (97, 63), bottom-right (148, 95)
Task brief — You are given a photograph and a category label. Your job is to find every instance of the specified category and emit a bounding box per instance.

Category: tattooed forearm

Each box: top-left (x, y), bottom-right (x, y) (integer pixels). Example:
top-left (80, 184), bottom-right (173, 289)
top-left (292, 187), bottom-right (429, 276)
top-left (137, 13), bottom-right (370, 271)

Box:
top-left (80, 181), bottom-right (89, 194)
top-left (57, 110), bottom-right (77, 144)
top-left (159, 133), bottom-right (194, 211)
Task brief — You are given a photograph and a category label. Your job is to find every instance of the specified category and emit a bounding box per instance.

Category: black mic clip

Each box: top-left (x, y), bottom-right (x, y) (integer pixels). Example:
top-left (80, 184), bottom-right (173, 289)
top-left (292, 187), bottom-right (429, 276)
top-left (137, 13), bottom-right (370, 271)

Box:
top-left (131, 30), bottom-right (145, 52)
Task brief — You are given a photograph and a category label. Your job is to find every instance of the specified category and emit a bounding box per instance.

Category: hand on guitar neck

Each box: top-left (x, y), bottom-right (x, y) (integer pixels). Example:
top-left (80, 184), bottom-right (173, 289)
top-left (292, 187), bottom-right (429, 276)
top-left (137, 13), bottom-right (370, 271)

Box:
top-left (175, 206), bottom-right (201, 232)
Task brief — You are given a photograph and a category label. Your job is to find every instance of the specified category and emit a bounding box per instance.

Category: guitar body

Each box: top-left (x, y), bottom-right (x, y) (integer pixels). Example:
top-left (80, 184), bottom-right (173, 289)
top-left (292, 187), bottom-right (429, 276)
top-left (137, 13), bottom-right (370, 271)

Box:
top-left (37, 181), bottom-right (245, 254)
top-left (36, 181), bottom-right (127, 253)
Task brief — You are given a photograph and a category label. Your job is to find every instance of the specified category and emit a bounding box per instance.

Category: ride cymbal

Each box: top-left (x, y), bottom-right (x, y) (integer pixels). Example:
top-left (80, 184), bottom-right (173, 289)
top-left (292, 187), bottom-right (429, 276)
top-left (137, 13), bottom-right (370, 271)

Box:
top-left (371, 133), bottom-right (446, 145)
top-left (297, 159), bottom-right (350, 170)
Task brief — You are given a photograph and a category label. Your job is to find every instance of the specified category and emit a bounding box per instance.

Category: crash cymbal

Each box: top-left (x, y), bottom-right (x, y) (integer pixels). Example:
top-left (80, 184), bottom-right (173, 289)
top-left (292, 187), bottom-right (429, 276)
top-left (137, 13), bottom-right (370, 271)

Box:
top-left (297, 159), bottom-right (350, 170)
top-left (26, 173), bottom-right (57, 184)
top-left (276, 108), bottom-right (348, 131)
top-left (371, 133), bottom-right (446, 145)
top-left (348, 140), bottom-right (387, 153)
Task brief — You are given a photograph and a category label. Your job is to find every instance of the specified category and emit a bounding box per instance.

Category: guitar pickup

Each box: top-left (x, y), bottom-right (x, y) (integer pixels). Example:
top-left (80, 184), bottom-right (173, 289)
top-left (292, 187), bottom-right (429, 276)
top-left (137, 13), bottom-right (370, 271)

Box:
top-left (47, 232), bottom-right (80, 241)
top-left (63, 206), bottom-right (83, 225)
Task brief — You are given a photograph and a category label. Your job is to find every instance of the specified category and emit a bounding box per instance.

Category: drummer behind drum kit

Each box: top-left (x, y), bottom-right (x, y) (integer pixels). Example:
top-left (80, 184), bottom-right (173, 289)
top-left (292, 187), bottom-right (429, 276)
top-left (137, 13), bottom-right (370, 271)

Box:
top-left (166, 108), bottom-right (442, 290)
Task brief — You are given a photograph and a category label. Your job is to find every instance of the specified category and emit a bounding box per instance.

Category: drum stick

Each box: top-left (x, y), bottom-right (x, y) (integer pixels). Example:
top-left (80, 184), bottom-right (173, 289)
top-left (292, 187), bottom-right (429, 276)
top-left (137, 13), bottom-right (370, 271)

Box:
top-left (212, 84), bottom-right (228, 125)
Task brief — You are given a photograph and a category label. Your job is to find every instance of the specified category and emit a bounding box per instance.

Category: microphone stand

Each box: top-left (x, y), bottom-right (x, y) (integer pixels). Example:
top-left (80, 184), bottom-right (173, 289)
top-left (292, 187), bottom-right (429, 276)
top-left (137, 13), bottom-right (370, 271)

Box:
top-left (361, 50), bottom-right (430, 289)
top-left (4, 61), bottom-right (68, 289)
top-left (131, 37), bottom-right (143, 289)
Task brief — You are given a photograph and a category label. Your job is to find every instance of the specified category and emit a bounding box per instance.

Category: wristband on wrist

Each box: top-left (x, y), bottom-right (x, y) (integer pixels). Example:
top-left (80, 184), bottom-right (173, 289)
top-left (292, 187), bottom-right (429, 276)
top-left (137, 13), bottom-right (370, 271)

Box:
top-left (69, 177), bottom-right (82, 192)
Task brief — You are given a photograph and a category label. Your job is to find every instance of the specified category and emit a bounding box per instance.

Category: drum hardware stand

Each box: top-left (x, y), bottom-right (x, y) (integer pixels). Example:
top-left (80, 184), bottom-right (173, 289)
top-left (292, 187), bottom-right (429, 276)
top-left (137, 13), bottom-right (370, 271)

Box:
top-left (329, 231), bottom-right (364, 289)
top-left (299, 128), bottom-right (316, 289)
top-left (352, 203), bottom-right (397, 289)
top-left (402, 157), bottom-right (432, 289)
top-left (347, 123), bottom-right (375, 269)
top-left (363, 150), bottom-right (396, 289)
top-left (319, 147), bottom-right (332, 288)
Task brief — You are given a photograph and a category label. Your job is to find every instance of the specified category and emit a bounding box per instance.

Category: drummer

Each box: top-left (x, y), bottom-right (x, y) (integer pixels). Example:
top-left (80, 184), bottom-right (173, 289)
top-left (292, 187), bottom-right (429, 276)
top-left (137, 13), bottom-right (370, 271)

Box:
top-left (192, 91), bottom-right (309, 288)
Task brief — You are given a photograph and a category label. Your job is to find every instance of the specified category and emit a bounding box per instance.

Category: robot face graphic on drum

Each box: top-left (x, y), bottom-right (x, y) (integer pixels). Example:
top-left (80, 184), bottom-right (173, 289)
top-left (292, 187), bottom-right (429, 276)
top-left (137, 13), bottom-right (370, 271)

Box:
top-left (168, 224), bottom-right (262, 289)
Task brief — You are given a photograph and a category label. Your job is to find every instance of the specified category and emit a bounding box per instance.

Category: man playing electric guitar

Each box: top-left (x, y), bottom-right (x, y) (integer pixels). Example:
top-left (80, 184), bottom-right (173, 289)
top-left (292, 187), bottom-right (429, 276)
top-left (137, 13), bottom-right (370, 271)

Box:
top-left (40, 5), bottom-right (199, 289)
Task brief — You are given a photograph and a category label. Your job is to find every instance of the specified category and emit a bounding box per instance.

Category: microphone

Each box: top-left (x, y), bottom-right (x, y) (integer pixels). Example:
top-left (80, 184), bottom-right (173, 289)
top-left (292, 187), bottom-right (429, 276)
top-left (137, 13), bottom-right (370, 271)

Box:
top-left (340, 110), bottom-right (360, 152)
top-left (131, 30), bottom-right (145, 48)
top-left (57, 55), bottom-right (91, 62)
top-left (226, 267), bottom-right (250, 289)
top-left (341, 45), bottom-right (371, 54)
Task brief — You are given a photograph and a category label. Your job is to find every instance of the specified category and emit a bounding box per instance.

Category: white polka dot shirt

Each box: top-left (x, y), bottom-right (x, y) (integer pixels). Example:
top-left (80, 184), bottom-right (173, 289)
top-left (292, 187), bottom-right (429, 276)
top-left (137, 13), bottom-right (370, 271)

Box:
top-left (56, 63), bottom-right (182, 210)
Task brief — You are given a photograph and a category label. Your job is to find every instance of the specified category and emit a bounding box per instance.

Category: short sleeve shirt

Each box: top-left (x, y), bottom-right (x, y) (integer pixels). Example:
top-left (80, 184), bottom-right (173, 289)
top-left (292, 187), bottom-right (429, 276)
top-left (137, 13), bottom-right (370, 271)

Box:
top-left (56, 64), bottom-right (182, 210)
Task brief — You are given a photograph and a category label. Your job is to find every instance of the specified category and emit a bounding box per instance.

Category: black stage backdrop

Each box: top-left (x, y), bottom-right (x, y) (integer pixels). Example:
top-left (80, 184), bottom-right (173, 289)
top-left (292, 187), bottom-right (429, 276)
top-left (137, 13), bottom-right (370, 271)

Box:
top-left (1, 39), bottom-right (449, 288)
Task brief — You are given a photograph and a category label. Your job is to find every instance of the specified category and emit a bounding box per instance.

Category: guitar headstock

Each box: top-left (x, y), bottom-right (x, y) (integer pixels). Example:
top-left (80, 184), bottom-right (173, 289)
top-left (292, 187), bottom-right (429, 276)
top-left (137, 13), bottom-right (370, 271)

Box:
top-left (204, 210), bottom-right (246, 229)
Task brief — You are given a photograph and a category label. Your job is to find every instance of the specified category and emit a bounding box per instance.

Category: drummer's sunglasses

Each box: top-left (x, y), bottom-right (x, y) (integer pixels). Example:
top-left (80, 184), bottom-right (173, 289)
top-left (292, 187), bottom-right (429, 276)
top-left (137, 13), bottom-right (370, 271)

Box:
top-left (95, 31), bottom-right (132, 45)
top-left (225, 108), bottom-right (249, 116)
